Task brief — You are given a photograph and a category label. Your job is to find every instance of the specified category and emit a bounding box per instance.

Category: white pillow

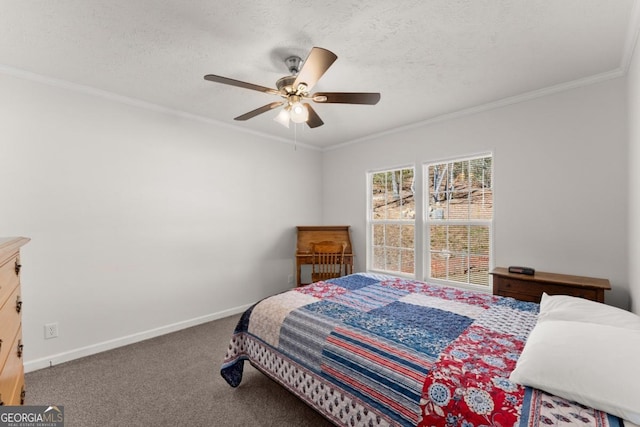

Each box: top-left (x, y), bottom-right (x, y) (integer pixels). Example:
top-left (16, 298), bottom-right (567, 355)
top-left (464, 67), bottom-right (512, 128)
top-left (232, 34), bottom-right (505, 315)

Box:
top-left (538, 293), bottom-right (640, 330)
top-left (510, 320), bottom-right (640, 423)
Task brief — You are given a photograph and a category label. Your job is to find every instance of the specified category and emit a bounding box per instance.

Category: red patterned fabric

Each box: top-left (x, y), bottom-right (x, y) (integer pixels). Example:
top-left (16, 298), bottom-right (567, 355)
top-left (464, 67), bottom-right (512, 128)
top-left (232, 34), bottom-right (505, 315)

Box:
top-left (419, 325), bottom-right (525, 427)
top-left (221, 273), bottom-right (624, 427)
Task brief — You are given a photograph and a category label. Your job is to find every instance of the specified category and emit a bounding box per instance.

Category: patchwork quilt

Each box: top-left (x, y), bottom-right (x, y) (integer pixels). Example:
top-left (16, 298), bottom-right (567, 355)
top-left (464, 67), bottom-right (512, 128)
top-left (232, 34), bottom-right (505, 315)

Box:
top-left (221, 273), bottom-right (622, 427)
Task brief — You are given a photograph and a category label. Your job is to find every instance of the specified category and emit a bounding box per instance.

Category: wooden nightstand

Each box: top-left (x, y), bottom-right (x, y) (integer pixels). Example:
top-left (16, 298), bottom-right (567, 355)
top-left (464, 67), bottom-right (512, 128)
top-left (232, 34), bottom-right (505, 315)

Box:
top-left (490, 267), bottom-right (611, 303)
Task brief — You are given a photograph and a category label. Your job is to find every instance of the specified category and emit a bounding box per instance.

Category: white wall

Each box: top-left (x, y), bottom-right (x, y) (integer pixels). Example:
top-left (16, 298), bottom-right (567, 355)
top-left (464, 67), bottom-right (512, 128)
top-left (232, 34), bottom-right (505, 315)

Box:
top-left (2, 59), bottom-right (634, 371)
top-left (0, 73), bottom-right (323, 370)
top-left (629, 35), bottom-right (640, 315)
top-left (323, 78), bottom-right (630, 309)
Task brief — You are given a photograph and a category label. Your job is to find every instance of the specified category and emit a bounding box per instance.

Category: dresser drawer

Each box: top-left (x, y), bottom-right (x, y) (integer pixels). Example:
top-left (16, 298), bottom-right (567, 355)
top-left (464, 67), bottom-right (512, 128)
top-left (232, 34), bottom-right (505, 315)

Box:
top-left (9, 365), bottom-right (25, 405)
top-left (494, 288), bottom-right (539, 303)
top-left (0, 285), bottom-right (22, 369)
top-left (535, 283), bottom-right (598, 300)
top-left (496, 277), bottom-right (598, 300)
top-left (0, 252), bottom-right (20, 309)
top-left (0, 326), bottom-right (23, 406)
top-left (491, 267), bottom-right (609, 303)
top-left (0, 237), bottom-right (29, 407)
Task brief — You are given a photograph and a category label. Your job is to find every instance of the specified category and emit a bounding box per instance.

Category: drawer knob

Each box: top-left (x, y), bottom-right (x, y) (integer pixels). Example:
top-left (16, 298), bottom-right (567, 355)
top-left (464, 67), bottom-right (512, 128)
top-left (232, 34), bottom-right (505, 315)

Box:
top-left (20, 388), bottom-right (25, 405)
top-left (16, 296), bottom-right (22, 313)
top-left (14, 260), bottom-right (21, 275)
top-left (17, 340), bottom-right (23, 358)
top-left (0, 393), bottom-right (3, 406)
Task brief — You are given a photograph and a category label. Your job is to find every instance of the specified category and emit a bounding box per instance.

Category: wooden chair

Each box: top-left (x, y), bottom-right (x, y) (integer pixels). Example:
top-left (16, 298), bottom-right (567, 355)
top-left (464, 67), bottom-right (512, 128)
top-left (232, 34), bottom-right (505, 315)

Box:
top-left (310, 240), bottom-right (347, 282)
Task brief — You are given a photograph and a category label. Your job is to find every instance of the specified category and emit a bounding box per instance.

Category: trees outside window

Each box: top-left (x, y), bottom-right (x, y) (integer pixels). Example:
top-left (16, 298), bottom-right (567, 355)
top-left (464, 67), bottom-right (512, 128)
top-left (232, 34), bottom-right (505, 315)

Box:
top-left (366, 155), bottom-right (492, 289)
top-left (368, 168), bottom-right (415, 276)
top-left (426, 155), bottom-right (493, 286)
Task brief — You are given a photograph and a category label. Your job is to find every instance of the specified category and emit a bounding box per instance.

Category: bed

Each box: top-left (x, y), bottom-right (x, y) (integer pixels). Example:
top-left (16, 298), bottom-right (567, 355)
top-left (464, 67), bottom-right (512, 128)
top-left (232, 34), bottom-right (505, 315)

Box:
top-left (221, 273), bottom-right (640, 426)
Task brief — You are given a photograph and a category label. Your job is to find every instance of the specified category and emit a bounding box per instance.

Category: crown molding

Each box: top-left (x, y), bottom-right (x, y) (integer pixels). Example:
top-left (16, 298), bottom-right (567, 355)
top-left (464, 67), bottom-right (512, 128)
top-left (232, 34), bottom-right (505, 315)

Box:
top-left (621, 0), bottom-right (640, 73)
top-left (326, 67), bottom-right (625, 152)
top-left (0, 64), bottom-right (320, 152)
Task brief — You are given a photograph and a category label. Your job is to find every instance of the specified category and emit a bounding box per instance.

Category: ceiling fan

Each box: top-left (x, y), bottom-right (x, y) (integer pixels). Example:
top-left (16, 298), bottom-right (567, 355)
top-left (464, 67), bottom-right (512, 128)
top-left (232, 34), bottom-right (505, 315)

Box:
top-left (203, 47), bottom-right (380, 129)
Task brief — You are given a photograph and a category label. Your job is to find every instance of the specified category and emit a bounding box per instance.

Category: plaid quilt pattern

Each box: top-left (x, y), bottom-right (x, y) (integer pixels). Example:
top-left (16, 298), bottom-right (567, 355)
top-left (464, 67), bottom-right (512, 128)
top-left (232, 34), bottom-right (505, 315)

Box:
top-left (220, 273), bottom-right (623, 427)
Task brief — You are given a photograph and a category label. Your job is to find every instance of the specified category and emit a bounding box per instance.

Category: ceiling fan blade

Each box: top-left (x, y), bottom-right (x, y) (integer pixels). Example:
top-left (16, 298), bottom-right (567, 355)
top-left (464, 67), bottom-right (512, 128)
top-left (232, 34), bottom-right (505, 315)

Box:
top-left (304, 104), bottom-right (324, 128)
top-left (204, 74), bottom-right (279, 95)
top-left (293, 47), bottom-right (338, 92)
top-left (312, 92), bottom-right (381, 105)
top-left (234, 102), bottom-right (285, 121)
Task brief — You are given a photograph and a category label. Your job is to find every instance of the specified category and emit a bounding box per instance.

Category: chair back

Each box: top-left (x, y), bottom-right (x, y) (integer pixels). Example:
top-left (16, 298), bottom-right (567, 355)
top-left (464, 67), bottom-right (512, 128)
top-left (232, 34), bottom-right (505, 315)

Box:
top-left (310, 241), bottom-right (347, 282)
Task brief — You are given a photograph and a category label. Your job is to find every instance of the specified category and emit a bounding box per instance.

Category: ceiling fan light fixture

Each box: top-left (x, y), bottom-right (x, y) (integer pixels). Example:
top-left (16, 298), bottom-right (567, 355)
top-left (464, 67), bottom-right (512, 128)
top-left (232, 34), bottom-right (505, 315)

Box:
top-left (289, 101), bottom-right (308, 123)
top-left (274, 108), bottom-right (290, 128)
top-left (204, 46), bottom-right (380, 129)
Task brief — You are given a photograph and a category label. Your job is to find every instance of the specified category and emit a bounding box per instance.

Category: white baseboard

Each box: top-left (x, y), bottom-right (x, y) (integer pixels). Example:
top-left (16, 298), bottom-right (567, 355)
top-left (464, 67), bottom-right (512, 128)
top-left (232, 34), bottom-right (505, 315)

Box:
top-left (24, 303), bottom-right (253, 373)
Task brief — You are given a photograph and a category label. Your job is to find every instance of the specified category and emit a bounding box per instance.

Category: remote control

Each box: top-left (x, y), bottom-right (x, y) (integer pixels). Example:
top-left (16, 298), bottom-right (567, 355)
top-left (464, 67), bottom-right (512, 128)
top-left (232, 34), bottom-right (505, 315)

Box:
top-left (508, 266), bottom-right (535, 275)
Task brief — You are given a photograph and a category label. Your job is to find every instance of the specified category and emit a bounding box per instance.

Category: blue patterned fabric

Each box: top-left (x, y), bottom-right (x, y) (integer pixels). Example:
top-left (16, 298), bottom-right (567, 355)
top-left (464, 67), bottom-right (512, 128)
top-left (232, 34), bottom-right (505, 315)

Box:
top-left (220, 273), bottom-right (623, 427)
top-left (327, 274), bottom-right (379, 290)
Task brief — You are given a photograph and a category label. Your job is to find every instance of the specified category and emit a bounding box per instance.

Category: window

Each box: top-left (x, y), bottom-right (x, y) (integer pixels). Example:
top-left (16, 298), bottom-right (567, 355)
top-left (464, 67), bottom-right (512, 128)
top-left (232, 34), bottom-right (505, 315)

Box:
top-left (368, 167), bottom-right (415, 276)
top-left (425, 155), bottom-right (493, 287)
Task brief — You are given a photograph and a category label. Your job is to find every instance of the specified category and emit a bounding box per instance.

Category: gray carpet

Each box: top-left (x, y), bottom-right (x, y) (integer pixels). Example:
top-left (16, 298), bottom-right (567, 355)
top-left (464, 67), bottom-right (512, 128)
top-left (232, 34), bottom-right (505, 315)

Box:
top-left (25, 314), bottom-right (334, 426)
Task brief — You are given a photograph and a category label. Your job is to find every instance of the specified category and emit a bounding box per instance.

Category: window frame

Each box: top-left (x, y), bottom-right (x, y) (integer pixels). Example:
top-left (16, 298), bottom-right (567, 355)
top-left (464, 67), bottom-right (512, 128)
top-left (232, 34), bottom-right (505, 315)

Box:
top-left (366, 165), bottom-right (416, 278)
top-left (422, 153), bottom-right (494, 291)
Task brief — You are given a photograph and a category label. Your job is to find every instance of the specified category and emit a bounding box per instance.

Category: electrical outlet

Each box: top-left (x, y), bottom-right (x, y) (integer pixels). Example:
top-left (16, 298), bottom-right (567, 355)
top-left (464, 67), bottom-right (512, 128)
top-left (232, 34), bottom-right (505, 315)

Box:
top-left (44, 322), bottom-right (59, 339)
top-left (287, 274), bottom-right (293, 284)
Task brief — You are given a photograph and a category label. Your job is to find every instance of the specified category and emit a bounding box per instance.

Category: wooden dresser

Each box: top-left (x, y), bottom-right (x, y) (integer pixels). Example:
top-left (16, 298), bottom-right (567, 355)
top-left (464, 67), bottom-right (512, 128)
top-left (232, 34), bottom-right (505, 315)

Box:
top-left (490, 267), bottom-right (610, 303)
top-left (0, 237), bottom-right (29, 405)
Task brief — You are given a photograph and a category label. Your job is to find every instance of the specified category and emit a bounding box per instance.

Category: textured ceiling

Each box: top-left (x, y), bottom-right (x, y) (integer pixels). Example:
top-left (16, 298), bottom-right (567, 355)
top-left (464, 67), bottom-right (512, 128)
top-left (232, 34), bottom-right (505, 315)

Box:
top-left (0, 1), bottom-right (638, 149)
